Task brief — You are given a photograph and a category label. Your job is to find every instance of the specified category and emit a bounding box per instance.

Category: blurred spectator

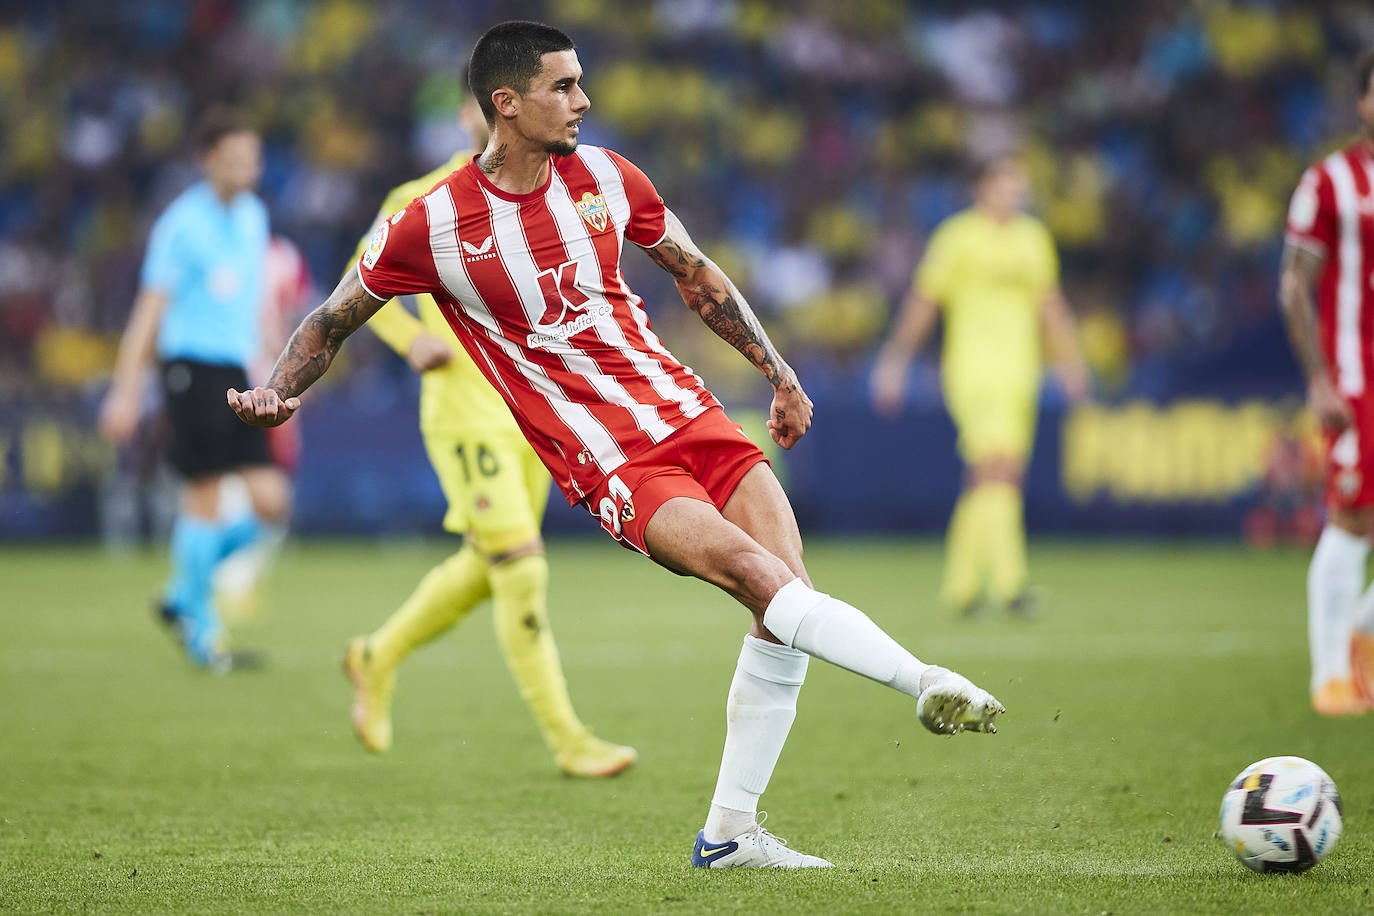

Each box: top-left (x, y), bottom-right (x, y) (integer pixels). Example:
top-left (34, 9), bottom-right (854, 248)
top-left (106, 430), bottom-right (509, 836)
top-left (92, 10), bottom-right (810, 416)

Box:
top-left (3, 0), bottom-right (1374, 414)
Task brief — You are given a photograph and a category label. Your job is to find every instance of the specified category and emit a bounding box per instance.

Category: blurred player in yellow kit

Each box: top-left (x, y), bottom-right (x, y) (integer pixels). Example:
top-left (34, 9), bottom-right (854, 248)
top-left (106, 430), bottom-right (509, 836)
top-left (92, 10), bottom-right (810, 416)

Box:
top-left (872, 155), bottom-right (1088, 615)
top-left (341, 90), bottom-right (636, 776)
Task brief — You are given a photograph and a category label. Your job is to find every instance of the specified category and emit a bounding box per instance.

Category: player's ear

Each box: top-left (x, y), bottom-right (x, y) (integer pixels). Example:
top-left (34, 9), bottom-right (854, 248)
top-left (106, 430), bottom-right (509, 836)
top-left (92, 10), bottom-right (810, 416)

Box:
top-left (491, 86), bottom-right (520, 120)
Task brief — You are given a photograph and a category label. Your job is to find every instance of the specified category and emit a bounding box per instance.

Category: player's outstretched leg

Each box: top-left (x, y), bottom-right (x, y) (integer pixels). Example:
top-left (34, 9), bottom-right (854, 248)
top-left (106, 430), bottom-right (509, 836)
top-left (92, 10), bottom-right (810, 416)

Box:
top-left (764, 579), bottom-right (1005, 736)
top-left (345, 545), bottom-right (491, 752)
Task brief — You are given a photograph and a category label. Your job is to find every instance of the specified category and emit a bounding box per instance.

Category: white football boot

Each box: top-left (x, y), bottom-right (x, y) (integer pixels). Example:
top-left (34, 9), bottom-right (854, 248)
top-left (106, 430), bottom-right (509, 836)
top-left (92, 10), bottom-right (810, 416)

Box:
top-left (692, 814), bottom-right (834, 869)
top-left (916, 666), bottom-right (1005, 735)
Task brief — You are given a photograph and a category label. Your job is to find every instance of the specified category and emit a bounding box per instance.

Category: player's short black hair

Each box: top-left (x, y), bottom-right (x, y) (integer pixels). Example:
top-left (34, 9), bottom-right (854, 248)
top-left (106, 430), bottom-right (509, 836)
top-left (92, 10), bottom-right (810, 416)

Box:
top-left (192, 105), bottom-right (257, 154)
top-left (467, 21), bottom-right (575, 126)
top-left (1358, 51), bottom-right (1374, 99)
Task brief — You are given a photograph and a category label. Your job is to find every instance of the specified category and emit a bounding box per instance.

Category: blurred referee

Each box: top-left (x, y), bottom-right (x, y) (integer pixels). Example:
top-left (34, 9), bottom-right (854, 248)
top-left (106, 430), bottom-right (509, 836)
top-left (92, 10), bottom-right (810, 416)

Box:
top-left (100, 106), bottom-right (288, 671)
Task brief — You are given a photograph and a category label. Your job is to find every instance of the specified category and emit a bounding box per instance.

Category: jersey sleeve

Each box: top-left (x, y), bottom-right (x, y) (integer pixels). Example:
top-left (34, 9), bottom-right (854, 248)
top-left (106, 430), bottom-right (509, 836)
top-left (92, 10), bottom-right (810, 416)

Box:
top-left (355, 195), bottom-right (442, 302)
top-left (604, 149), bottom-right (667, 247)
top-left (914, 221), bottom-right (956, 305)
top-left (139, 208), bottom-right (183, 292)
top-left (1285, 166), bottom-right (1337, 257)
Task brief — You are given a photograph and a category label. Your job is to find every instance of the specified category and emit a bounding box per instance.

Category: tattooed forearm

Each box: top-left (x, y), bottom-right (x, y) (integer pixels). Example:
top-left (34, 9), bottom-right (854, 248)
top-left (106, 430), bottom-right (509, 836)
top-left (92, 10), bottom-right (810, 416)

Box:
top-left (478, 144), bottom-right (507, 174)
top-left (1278, 244), bottom-right (1328, 381)
top-left (266, 275), bottom-right (381, 397)
top-left (645, 240), bottom-right (703, 280)
top-left (648, 207), bottom-right (798, 390)
top-left (686, 278), bottom-right (793, 390)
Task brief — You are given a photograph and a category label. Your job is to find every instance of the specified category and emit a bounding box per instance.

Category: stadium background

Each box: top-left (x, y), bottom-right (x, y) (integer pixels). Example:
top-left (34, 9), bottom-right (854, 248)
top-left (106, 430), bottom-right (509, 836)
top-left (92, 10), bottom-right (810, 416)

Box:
top-left (3, 0), bottom-right (1372, 541)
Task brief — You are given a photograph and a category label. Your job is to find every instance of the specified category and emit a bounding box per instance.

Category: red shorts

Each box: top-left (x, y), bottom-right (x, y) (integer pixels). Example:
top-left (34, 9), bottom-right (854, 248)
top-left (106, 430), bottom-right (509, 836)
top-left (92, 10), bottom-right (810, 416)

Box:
top-left (582, 407), bottom-right (768, 556)
top-left (1324, 394), bottom-right (1374, 508)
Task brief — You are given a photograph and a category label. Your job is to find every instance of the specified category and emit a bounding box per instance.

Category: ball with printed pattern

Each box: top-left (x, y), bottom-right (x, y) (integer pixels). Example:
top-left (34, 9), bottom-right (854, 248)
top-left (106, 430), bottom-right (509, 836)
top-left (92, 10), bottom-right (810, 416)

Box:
top-left (1218, 756), bottom-right (1342, 873)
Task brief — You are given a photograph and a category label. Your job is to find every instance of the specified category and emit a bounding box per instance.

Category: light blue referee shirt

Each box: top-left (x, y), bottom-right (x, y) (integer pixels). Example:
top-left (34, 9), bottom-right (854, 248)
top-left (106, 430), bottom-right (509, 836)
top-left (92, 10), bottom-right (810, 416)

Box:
top-left (141, 181), bottom-right (269, 367)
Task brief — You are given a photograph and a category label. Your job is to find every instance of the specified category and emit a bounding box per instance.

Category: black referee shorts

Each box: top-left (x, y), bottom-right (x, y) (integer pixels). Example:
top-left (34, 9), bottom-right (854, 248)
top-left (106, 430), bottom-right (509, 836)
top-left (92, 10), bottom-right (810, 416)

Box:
top-left (160, 359), bottom-right (272, 480)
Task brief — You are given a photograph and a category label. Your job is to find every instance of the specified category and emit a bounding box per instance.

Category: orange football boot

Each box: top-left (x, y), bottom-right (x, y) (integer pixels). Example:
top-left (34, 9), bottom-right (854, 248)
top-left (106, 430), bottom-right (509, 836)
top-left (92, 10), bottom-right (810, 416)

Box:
top-left (1311, 677), bottom-right (1371, 716)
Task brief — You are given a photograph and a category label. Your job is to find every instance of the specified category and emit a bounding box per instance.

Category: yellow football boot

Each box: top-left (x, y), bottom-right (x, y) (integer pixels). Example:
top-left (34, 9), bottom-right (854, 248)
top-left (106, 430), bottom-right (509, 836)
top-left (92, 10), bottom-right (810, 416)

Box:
top-left (555, 732), bottom-right (638, 778)
top-left (343, 637), bottom-right (396, 752)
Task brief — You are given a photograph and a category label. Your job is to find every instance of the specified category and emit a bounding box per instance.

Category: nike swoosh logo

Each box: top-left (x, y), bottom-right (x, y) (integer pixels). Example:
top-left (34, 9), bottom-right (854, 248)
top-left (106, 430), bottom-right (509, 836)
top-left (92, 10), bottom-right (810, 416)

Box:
top-left (698, 844), bottom-right (732, 860)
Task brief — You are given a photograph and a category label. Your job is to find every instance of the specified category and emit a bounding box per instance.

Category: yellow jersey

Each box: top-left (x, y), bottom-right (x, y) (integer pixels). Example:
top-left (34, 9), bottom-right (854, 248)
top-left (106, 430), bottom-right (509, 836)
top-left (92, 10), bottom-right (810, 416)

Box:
top-left (351, 150), bottom-right (519, 435)
top-left (915, 208), bottom-right (1058, 395)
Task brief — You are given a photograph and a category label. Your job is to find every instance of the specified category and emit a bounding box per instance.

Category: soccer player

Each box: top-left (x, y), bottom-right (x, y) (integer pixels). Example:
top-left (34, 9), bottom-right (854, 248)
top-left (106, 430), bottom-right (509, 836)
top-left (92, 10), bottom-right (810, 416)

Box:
top-left (229, 21), bottom-right (1003, 868)
top-left (341, 88), bottom-right (637, 776)
top-left (1279, 51), bottom-right (1374, 716)
top-left (101, 106), bottom-right (289, 671)
top-left (870, 156), bottom-right (1088, 616)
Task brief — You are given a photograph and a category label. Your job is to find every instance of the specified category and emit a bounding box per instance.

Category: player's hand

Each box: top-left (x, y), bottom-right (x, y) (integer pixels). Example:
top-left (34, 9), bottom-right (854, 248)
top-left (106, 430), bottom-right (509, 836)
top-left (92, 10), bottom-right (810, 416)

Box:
top-left (767, 377), bottom-right (813, 449)
top-left (98, 387), bottom-right (141, 446)
top-left (227, 387), bottom-right (300, 427)
top-left (406, 333), bottom-right (455, 373)
top-left (870, 357), bottom-right (907, 417)
top-left (1308, 376), bottom-right (1352, 432)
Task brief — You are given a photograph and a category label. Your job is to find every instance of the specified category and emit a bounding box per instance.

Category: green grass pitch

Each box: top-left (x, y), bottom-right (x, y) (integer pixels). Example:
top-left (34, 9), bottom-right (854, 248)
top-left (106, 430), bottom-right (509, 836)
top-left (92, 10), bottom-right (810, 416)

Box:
top-left (2, 538), bottom-right (1371, 914)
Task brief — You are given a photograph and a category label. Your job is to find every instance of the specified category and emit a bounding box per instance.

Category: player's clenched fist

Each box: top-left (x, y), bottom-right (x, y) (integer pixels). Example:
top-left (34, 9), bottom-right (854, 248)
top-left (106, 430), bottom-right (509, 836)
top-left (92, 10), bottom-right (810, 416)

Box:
top-left (227, 386), bottom-right (299, 427)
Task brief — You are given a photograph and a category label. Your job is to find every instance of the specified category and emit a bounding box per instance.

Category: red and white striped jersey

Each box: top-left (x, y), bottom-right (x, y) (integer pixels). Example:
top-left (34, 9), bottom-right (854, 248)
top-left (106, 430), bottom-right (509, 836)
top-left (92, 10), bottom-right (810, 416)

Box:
top-left (357, 146), bottom-right (719, 504)
top-left (1285, 141), bottom-right (1374, 397)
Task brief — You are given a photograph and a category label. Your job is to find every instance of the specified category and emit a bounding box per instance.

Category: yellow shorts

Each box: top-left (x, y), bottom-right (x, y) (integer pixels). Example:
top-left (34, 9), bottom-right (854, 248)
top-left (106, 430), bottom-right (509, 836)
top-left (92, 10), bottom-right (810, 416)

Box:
top-left (422, 426), bottom-right (550, 555)
top-left (945, 386), bottom-right (1037, 463)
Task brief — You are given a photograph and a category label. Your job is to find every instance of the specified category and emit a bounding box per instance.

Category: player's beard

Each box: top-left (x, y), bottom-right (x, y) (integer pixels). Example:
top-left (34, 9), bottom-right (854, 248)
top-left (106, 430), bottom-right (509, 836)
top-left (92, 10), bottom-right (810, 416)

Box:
top-left (547, 138), bottom-right (578, 157)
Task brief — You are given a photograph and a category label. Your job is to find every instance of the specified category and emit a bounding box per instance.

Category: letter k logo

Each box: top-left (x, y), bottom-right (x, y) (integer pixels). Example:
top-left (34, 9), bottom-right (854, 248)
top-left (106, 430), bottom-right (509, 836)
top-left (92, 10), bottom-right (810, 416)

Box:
top-left (537, 260), bottom-right (591, 326)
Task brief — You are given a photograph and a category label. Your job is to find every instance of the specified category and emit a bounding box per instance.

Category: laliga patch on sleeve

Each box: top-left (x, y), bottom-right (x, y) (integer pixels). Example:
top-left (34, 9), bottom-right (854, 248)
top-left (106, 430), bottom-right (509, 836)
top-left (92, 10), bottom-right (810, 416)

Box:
top-left (362, 220), bottom-right (390, 270)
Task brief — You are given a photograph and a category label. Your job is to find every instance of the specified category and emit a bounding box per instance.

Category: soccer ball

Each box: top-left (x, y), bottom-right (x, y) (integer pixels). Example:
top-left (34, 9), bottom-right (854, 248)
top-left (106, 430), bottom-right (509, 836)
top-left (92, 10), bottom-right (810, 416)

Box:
top-left (1218, 756), bottom-right (1342, 873)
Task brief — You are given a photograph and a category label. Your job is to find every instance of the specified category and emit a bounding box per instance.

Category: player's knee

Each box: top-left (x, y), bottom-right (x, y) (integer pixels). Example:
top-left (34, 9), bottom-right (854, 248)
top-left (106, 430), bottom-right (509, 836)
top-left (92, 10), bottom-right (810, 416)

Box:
top-left (724, 546), bottom-right (797, 612)
top-left (487, 536), bottom-right (544, 567)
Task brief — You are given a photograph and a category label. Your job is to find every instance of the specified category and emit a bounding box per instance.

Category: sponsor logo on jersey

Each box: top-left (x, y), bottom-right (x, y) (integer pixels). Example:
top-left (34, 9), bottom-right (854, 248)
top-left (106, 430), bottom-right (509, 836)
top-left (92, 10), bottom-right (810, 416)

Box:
top-left (527, 259), bottom-right (611, 348)
top-left (362, 221), bottom-right (389, 270)
top-left (575, 191), bottom-right (610, 232)
top-left (462, 235), bottom-right (497, 262)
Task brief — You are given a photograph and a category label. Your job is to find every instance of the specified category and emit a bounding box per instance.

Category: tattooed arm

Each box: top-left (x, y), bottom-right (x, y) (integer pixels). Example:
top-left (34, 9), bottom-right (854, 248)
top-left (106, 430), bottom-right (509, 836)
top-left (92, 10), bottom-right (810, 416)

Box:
top-left (227, 270), bottom-right (386, 426)
top-left (1278, 242), bottom-right (1349, 431)
top-left (645, 208), bottom-right (813, 448)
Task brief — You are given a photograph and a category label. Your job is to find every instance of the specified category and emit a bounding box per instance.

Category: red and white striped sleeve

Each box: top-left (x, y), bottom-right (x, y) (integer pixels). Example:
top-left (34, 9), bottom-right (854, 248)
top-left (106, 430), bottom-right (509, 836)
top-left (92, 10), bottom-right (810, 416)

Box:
top-left (1285, 164), bottom-right (1338, 258)
top-left (603, 149), bottom-right (667, 248)
top-left (356, 196), bottom-right (442, 301)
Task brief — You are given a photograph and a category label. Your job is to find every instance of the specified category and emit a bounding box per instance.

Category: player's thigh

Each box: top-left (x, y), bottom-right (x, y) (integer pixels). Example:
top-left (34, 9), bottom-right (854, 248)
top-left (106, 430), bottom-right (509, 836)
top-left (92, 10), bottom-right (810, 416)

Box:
top-left (946, 386), bottom-right (1036, 467)
top-left (720, 463), bottom-right (809, 585)
top-left (643, 495), bottom-right (795, 616)
top-left (422, 429), bottom-right (543, 555)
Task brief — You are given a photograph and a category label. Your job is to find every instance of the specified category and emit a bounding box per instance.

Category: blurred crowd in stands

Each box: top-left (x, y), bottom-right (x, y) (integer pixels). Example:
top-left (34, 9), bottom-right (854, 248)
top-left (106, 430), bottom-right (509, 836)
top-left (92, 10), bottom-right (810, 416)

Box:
top-left (5, 0), bottom-right (1374, 412)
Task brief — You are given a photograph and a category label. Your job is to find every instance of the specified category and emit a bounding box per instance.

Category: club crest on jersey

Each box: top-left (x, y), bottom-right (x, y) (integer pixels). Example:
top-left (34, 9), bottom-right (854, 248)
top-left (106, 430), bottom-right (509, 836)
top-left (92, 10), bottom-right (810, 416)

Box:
top-left (575, 191), bottom-right (610, 233)
top-left (362, 221), bottom-right (389, 270)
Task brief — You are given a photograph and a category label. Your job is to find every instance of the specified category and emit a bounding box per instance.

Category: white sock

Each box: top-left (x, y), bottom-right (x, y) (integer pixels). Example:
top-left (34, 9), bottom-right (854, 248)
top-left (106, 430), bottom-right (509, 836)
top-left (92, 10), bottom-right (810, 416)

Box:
top-left (1307, 524), bottom-right (1367, 692)
top-left (703, 635), bottom-right (808, 843)
top-left (762, 579), bottom-right (929, 697)
top-left (216, 522), bottom-right (287, 597)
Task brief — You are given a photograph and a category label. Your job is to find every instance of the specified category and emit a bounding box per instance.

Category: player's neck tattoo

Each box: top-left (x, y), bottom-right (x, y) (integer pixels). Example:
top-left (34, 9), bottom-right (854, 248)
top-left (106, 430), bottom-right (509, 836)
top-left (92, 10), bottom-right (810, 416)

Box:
top-left (479, 144), bottom-right (507, 174)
